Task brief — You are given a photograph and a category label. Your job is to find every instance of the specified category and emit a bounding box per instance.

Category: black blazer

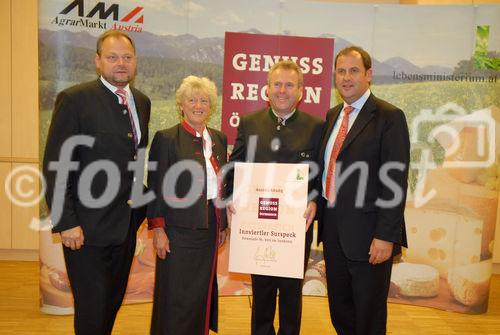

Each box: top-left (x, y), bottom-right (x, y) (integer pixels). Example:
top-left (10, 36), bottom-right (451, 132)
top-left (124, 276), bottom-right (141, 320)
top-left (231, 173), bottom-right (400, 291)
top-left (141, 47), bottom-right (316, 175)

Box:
top-left (43, 79), bottom-right (151, 246)
top-left (147, 123), bottom-right (228, 231)
top-left (228, 108), bottom-right (324, 198)
top-left (316, 93), bottom-right (410, 261)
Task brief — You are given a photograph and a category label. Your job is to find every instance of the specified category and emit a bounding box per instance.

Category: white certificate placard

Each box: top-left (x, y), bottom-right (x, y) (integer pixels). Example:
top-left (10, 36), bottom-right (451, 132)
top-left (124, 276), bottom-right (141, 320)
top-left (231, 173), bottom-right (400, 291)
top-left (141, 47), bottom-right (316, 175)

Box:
top-left (228, 162), bottom-right (309, 279)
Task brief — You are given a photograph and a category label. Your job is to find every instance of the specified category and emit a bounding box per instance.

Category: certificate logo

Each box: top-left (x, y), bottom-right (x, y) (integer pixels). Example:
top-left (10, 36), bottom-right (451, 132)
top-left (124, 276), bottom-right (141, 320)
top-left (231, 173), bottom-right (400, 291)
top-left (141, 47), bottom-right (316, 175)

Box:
top-left (295, 168), bottom-right (305, 181)
top-left (258, 197), bottom-right (279, 220)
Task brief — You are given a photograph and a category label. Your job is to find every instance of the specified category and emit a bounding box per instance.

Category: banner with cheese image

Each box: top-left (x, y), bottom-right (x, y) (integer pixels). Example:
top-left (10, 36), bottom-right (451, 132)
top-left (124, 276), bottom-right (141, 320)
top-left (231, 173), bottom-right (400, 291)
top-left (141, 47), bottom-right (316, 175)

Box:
top-left (37, 0), bottom-right (499, 315)
top-left (389, 106), bottom-right (498, 313)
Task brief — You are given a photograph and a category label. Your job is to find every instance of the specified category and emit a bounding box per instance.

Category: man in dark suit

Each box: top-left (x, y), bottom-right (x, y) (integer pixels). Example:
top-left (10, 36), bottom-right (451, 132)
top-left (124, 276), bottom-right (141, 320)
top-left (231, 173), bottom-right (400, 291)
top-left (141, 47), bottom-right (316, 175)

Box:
top-left (228, 60), bottom-right (323, 335)
top-left (316, 46), bottom-right (410, 335)
top-left (43, 30), bottom-right (150, 334)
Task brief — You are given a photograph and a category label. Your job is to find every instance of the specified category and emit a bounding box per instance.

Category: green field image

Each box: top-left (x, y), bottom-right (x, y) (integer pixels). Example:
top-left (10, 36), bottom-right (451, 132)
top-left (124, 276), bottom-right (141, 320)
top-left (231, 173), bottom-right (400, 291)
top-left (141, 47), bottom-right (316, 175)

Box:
top-left (474, 25), bottom-right (500, 70)
top-left (41, 80), bottom-right (500, 151)
top-left (39, 77), bottom-right (499, 216)
top-left (39, 95), bottom-right (222, 159)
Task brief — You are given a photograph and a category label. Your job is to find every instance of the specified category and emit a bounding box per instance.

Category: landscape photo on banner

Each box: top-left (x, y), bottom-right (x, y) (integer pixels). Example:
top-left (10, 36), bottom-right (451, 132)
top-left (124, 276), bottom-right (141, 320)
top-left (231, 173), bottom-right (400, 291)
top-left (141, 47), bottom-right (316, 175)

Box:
top-left (37, 0), bottom-right (499, 315)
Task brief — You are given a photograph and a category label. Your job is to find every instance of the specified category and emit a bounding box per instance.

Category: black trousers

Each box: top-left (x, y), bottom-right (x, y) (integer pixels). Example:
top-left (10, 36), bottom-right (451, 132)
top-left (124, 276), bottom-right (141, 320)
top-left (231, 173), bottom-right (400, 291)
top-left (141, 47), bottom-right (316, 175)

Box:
top-left (251, 228), bottom-right (313, 335)
top-left (322, 207), bottom-right (393, 335)
top-left (62, 223), bottom-right (136, 335)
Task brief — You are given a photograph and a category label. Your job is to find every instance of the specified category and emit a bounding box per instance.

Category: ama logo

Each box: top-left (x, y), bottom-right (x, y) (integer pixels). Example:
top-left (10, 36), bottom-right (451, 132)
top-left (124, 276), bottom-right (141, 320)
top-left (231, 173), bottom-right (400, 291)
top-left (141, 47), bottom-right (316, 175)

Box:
top-left (51, 0), bottom-right (144, 32)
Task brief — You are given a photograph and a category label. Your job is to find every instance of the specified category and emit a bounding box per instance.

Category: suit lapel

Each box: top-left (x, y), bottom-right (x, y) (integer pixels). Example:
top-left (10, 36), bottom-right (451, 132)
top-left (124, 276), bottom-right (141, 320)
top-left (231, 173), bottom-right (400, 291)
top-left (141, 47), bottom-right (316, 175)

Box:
top-left (95, 80), bottom-right (129, 133)
top-left (319, 105), bottom-right (343, 165)
top-left (96, 79), bottom-right (120, 108)
top-left (339, 94), bottom-right (376, 154)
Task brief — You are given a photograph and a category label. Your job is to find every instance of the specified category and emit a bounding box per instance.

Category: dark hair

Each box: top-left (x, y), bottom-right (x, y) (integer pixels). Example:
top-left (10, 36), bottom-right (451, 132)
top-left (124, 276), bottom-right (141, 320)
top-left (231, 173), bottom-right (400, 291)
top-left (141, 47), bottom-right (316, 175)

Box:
top-left (96, 30), bottom-right (136, 55)
top-left (267, 60), bottom-right (304, 87)
top-left (335, 46), bottom-right (372, 71)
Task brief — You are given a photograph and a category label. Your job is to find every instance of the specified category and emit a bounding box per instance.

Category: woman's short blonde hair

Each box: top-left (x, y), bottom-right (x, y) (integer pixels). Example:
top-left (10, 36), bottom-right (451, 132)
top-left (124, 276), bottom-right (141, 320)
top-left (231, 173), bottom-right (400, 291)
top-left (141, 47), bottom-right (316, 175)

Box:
top-left (175, 75), bottom-right (218, 116)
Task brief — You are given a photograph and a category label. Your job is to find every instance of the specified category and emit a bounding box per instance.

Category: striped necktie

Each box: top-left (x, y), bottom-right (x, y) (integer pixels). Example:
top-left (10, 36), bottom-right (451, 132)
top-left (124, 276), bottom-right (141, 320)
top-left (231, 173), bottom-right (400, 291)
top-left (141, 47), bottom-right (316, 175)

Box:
top-left (116, 88), bottom-right (138, 148)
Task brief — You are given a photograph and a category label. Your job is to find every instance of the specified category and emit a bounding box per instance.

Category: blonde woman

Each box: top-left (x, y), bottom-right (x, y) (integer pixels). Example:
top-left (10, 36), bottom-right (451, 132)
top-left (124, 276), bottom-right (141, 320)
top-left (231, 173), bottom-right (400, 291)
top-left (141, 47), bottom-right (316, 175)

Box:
top-left (147, 75), bottom-right (227, 335)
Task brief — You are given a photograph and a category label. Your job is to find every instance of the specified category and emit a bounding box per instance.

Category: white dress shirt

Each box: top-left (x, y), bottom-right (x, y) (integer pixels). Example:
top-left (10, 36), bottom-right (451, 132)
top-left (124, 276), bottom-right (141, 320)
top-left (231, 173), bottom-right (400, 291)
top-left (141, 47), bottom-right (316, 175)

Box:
top-left (100, 76), bottom-right (142, 143)
top-left (197, 128), bottom-right (218, 200)
top-left (321, 89), bottom-right (371, 198)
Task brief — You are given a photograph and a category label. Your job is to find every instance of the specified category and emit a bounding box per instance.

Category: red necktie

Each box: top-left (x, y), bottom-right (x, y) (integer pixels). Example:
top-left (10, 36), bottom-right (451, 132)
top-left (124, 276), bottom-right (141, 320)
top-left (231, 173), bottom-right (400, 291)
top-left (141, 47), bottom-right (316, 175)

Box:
top-left (325, 105), bottom-right (354, 204)
top-left (116, 88), bottom-right (138, 148)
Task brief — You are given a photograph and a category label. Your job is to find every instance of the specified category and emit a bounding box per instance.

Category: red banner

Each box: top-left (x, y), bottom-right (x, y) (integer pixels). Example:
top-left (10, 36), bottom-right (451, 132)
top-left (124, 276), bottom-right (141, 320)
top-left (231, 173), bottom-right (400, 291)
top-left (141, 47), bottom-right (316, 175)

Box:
top-left (221, 32), bottom-right (334, 144)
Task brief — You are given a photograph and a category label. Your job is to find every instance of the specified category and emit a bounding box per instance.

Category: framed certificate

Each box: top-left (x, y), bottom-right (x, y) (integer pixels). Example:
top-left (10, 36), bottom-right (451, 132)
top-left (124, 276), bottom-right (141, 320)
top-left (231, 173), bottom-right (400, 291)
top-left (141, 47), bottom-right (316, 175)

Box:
top-left (228, 162), bottom-right (309, 279)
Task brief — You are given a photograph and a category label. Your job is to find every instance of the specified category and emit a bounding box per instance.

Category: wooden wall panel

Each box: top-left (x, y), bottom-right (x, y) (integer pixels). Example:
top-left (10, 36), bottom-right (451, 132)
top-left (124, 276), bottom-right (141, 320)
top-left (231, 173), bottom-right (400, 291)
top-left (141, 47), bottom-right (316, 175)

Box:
top-left (0, 163), bottom-right (12, 249)
top-left (11, 0), bottom-right (38, 160)
top-left (0, 0), bottom-right (12, 158)
top-left (400, 0), bottom-right (500, 3)
top-left (494, 197), bottom-right (500, 263)
top-left (10, 163), bottom-right (39, 250)
top-left (317, 0), bottom-right (399, 3)
top-left (321, 0), bottom-right (500, 3)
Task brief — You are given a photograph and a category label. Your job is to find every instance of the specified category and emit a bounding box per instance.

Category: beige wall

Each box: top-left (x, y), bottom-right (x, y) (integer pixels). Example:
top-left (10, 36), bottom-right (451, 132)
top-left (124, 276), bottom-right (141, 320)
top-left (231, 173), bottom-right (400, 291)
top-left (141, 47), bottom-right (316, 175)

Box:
top-left (0, 0), bottom-right (39, 254)
top-left (400, 0), bottom-right (500, 3)
top-left (11, 0), bottom-right (39, 161)
top-left (0, 0), bottom-right (12, 159)
top-left (1, 0), bottom-right (500, 263)
top-left (317, 0), bottom-right (499, 3)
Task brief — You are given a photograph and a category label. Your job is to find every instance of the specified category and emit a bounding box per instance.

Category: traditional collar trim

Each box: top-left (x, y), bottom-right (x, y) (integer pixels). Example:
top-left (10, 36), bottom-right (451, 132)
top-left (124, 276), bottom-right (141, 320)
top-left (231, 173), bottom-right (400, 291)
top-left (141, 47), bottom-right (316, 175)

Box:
top-left (181, 121), bottom-right (214, 147)
top-left (181, 120), bottom-right (201, 137)
top-left (268, 107), bottom-right (298, 124)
